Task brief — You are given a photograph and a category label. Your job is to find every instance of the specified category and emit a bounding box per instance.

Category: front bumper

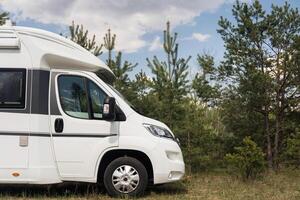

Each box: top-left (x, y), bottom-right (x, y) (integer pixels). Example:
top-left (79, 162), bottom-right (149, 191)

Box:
top-left (150, 138), bottom-right (185, 184)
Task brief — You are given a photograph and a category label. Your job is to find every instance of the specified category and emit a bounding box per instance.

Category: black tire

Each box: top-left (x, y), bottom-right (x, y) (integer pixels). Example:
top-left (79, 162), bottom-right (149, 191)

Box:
top-left (103, 156), bottom-right (148, 197)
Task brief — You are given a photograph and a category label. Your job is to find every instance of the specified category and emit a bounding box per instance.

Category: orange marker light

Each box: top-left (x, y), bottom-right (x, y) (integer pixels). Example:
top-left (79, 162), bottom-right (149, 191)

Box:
top-left (12, 172), bottom-right (20, 177)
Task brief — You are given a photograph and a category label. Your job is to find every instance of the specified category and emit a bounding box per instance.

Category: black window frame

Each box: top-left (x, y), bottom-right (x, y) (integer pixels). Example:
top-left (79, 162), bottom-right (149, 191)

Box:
top-left (57, 74), bottom-right (109, 120)
top-left (86, 79), bottom-right (108, 120)
top-left (0, 68), bottom-right (26, 109)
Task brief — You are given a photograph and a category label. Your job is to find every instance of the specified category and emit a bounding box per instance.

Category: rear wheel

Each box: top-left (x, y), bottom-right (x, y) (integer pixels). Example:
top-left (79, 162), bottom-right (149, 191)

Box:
top-left (103, 157), bottom-right (148, 197)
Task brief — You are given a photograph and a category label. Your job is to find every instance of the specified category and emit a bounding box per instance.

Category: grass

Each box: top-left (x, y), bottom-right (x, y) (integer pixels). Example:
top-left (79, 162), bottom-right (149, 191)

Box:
top-left (0, 169), bottom-right (299, 200)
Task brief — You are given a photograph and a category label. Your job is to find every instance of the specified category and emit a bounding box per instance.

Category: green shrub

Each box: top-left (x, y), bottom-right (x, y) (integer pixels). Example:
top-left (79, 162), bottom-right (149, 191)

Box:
top-left (225, 136), bottom-right (266, 180)
top-left (284, 132), bottom-right (300, 168)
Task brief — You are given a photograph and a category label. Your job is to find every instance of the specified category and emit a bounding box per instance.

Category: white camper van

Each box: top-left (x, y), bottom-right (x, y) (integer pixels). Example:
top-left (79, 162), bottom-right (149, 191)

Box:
top-left (0, 21), bottom-right (184, 197)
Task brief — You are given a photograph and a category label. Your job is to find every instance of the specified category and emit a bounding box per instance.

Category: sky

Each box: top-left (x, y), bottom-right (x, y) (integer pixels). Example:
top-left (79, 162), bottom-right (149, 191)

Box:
top-left (0, 0), bottom-right (299, 77)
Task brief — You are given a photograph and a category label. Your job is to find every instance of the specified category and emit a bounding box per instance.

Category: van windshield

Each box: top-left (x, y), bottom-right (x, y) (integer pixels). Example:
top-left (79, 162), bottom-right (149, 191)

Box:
top-left (108, 84), bottom-right (141, 114)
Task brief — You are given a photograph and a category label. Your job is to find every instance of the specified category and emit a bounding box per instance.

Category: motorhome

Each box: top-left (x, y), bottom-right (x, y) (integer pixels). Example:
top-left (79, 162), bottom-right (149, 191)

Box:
top-left (0, 21), bottom-right (185, 197)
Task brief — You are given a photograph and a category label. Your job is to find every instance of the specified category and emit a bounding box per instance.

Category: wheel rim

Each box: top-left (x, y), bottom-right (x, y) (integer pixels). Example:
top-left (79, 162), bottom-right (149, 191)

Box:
top-left (112, 165), bottom-right (140, 194)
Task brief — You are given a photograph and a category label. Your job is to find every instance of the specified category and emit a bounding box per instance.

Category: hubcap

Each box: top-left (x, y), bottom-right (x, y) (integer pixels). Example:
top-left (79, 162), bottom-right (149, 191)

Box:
top-left (112, 165), bottom-right (140, 194)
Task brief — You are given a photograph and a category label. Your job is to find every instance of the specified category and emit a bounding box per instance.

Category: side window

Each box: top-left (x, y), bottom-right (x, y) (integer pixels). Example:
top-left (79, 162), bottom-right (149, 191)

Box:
top-left (88, 80), bottom-right (108, 119)
top-left (58, 75), bottom-right (89, 119)
top-left (0, 69), bottom-right (26, 109)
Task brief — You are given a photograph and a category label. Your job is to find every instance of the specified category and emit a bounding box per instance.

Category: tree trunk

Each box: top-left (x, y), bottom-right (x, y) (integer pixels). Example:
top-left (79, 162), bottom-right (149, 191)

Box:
top-left (274, 115), bottom-right (280, 169)
top-left (274, 91), bottom-right (286, 170)
top-left (265, 109), bottom-right (273, 169)
top-left (274, 93), bottom-right (282, 170)
top-left (108, 50), bottom-right (112, 68)
top-left (187, 131), bottom-right (191, 174)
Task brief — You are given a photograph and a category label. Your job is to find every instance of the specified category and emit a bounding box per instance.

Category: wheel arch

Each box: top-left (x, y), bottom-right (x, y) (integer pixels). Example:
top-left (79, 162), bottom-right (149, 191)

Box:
top-left (97, 149), bottom-right (154, 184)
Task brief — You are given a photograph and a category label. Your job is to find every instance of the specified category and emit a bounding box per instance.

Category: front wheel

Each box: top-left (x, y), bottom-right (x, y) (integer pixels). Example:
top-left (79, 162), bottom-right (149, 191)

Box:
top-left (103, 157), bottom-right (148, 197)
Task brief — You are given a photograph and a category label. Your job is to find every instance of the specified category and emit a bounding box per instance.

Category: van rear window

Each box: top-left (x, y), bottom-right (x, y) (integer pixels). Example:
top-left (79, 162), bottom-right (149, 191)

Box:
top-left (0, 69), bottom-right (26, 109)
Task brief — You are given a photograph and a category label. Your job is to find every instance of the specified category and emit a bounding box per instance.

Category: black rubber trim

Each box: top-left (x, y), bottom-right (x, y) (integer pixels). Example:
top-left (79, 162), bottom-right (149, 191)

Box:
top-left (50, 71), bottom-right (61, 115)
top-left (52, 133), bottom-right (118, 138)
top-left (31, 70), bottom-right (50, 114)
top-left (0, 132), bottom-right (117, 138)
top-left (0, 132), bottom-right (49, 137)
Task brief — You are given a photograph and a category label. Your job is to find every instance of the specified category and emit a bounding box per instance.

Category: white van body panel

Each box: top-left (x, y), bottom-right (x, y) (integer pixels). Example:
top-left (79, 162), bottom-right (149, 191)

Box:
top-left (0, 25), bottom-right (184, 185)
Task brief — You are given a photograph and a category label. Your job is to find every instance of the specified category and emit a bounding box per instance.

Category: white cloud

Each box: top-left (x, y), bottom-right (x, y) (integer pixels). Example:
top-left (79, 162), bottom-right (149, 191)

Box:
top-left (183, 32), bottom-right (211, 42)
top-left (192, 33), bottom-right (211, 42)
top-left (225, 0), bottom-right (253, 3)
top-left (1, 0), bottom-right (227, 52)
top-left (148, 36), bottom-right (162, 52)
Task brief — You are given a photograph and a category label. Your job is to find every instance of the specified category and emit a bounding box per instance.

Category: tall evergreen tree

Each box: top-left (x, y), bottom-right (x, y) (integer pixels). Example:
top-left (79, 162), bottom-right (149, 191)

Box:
top-left (147, 21), bottom-right (191, 129)
top-left (69, 21), bottom-right (103, 56)
top-left (103, 29), bottom-right (116, 68)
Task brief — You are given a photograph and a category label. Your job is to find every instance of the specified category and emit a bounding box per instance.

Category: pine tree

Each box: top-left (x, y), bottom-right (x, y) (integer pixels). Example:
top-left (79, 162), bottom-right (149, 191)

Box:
top-left (69, 21), bottom-right (103, 56)
top-left (68, 24), bottom-right (136, 91)
top-left (110, 51), bottom-right (137, 96)
top-left (0, 12), bottom-right (9, 25)
top-left (129, 70), bottom-right (156, 115)
top-left (103, 29), bottom-right (116, 68)
top-left (147, 21), bottom-right (191, 129)
top-left (133, 70), bottom-right (150, 98)
top-left (192, 54), bottom-right (220, 106)
top-left (101, 28), bottom-right (137, 99)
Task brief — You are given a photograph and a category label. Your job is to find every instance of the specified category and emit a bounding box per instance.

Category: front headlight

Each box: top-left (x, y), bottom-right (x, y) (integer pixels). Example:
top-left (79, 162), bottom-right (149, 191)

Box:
top-left (143, 123), bottom-right (174, 139)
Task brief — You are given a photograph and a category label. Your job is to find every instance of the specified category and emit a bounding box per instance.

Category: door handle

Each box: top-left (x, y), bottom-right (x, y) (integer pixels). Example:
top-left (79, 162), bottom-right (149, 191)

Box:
top-left (55, 118), bottom-right (64, 133)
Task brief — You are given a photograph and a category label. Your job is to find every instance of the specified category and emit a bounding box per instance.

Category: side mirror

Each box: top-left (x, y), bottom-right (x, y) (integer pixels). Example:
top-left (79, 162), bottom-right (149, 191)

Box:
top-left (103, 97), bottom-right (116, 121)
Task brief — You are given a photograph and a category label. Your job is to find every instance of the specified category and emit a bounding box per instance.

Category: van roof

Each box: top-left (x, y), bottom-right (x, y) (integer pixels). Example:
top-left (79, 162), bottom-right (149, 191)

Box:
top-left (0, 24), bottom-right (115, 83)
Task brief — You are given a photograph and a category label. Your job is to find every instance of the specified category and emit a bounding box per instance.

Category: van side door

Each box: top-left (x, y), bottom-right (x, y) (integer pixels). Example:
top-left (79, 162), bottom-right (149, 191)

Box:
top-left (50, 70), bottom-right (119, 180)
